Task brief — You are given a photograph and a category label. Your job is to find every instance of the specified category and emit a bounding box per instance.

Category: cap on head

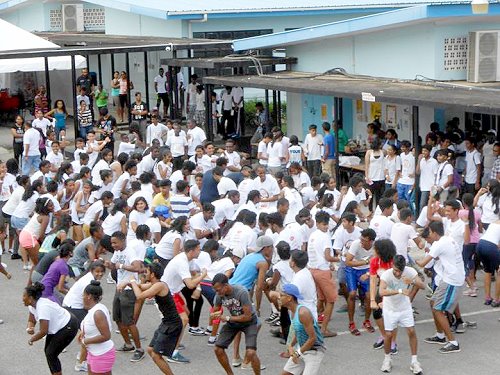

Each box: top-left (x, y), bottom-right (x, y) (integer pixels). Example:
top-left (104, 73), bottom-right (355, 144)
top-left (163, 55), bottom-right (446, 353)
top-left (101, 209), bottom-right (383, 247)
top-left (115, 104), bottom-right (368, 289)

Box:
top-left (154, 205), bottom-right (171, 219)
top-left (255, 235), bottom-right (273, 252)
top-left (231, 248), bottom-right (245, 259)
top-left (282, 284), bottom-right (303, 300)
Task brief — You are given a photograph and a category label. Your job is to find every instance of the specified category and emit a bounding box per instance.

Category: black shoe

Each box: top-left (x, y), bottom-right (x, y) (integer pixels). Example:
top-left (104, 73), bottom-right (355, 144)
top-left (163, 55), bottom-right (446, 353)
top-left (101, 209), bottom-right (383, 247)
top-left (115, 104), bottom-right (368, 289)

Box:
top-left (279, 338), bottom-right (286, 345)
top-left (10, 254), bottom-right (21, 260)
top-left (439, 342), bottom-right (460, 354)
top-left (424, 335), bottom-right (446, 345)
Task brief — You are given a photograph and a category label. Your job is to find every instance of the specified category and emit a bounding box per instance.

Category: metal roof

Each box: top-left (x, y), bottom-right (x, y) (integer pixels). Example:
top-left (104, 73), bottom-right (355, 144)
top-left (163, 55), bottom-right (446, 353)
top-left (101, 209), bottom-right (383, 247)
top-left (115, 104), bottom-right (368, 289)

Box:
top-left (159, 56), bottom-right (297, 69)
top-left (203, 71), bottom-right (500, 115)
top-left (0, 32), bottom-right (232, 59)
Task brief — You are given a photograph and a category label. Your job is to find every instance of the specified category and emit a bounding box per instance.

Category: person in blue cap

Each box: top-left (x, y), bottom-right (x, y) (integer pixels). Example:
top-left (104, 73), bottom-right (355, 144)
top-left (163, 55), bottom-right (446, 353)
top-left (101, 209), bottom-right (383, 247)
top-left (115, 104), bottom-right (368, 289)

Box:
top-left (281, 283), bottom-right (325, 375)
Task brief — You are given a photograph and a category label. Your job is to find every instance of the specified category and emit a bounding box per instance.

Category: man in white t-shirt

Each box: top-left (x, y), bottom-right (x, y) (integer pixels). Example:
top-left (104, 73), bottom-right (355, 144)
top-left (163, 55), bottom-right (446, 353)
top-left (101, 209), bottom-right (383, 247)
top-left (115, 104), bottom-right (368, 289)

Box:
top-left (186, 119), bottom-right (207, 158)
top-left (189, 203), bottom-right (219, 247)
top-left (433, 149), bottom-right (454, 202)
top-left (339, 175), bottom-right (372, 218)
top-left (105, 232), bottom-right (145, 361)
top-left (290, 249), bottom-right (318, 320)
top-left (22, 121), bottom-right (41, 176)
top-left (396, 141), bottom-right (415, 204)
top-left (390, 208), bottom-right (425, 261)
top-left (416, 144), bottom-right (438, 211)
top-left (417, 221), bottom-right (464, 354)
top-left (32, 109), bottom-right (51, 137)
top-left (253, 165), bottom-right (280, 212)
top-left (161, 240), bottom-right (207, 362)
top-left (223, 140), bottom-right (241, 175)
top-left (379, 255), bottom-right (424, 374)
top-left (369, 198), bottom-right (394, 240)
top-left (45, 141), bottom-right (63, 178)
top-left (166, 124), bottom-right (188, 171)
top-left (213, 191), bottom-right (240, 226)
top-left (303, 124), bottom-right (324, 177)
top-left (215, 174), bottom-right (237, 198)
top-left (345, 228), bottom-right (376, 336)
top-left (463, 138), bottom-right (482, 194)
top-left (154, 67), bottom-right (169, 118)
top-left (146, 115), bottom-right (168, 146)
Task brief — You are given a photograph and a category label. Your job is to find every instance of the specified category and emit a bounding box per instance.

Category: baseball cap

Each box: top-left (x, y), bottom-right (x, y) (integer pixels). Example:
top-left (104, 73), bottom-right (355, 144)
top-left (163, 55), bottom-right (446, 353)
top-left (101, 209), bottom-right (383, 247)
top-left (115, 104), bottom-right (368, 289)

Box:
top-left (154, 205), bottom-right (171, 219)
top-left (255, 235), bottom-right (274, 252)
top-left (282, 284), bottom-right (303, 300)
top-left (488, 129), bottom-right (497, 136)
top-left (231, 247), bottom-right (245, 259)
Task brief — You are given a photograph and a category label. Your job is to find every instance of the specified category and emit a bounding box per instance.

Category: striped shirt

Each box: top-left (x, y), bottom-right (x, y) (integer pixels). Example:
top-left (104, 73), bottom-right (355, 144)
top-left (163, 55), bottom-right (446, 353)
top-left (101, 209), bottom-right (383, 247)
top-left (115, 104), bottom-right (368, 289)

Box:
top-left (78, 109), bottom-right (93, 128)
top-left (169, 194), bottom-right (196, 219)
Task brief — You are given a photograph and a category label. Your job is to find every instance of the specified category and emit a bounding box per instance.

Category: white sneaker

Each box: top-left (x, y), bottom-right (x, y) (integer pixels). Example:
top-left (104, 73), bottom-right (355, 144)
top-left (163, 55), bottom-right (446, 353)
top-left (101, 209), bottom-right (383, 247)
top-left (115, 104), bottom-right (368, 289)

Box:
top-left (381, 357), bottom-right (392, 373)
top-left (74, 361), bottom-right (88, 372)
top-left (106, 273), bottom-right (115, 284)
top-left (410, 361), bottom-right (423, 374)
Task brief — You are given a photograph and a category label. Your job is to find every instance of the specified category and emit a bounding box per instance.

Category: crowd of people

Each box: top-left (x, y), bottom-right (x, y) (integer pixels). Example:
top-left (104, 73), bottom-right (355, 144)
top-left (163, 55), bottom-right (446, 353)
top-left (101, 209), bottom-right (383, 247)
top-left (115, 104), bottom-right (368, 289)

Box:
top-left (1, 77), bottom-right (500, 375)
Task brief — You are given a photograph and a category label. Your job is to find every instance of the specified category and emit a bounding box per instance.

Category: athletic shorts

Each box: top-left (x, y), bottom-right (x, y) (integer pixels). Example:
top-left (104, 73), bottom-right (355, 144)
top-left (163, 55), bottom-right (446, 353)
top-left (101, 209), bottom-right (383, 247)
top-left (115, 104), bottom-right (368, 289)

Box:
top-left (87, 347), bottom-right (115, 374)
top-left (337, 261), bottom-right (346, 285)
top-left (112, 289), bottom-right (136, 325)
top-left (345, 267), bottom-right (369, 294)
top-left (477, 240), bottom-right (500, 274)
top-left (119, 94), bottom-right (128, 108)
top-left (283, 348), bottom-right (325, 375)
top-left (19, 230), bottom-right (38, 249)
top-left (462, 243), bottom-right (477, 276)
top-left (172, 292), bottom-right (186, 314)
top-left (150, 321), bottom-right (182, 356)
top-left (431, 282), bottom-right (462, 313)
top-left (215, 320), bottom-right (259, 350)
top-left (310, 269), bottom-right (337, 303)
top-left (383, 307), bottom-right (414, 331)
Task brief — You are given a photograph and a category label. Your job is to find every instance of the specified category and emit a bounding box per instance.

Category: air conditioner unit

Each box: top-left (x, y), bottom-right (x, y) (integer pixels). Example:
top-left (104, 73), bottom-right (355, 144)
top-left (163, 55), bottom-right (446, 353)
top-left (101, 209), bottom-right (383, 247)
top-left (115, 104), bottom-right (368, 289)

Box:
top-left (467, 31), bottom-right (500, 83)
top-left (62, 4), bottom-right (84, 32)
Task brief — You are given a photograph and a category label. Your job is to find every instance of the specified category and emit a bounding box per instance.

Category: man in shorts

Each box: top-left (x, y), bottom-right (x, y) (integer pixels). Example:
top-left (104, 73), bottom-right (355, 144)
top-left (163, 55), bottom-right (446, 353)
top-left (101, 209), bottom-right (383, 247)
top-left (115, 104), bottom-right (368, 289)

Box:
top-left (379, 255), bottom-right (424, 374)
top-left (130, 263), bottom-right (182, 375)
top-left (160, 239), bottom-right (207, 363)
top-left (106, 231), bottom-right (145, 362)
top-left (212, 273), bottom-right (262, 375)
top-left (416, 221), bottom-right (465, 354)
top-left (345, 228), bottom-right (376, 335)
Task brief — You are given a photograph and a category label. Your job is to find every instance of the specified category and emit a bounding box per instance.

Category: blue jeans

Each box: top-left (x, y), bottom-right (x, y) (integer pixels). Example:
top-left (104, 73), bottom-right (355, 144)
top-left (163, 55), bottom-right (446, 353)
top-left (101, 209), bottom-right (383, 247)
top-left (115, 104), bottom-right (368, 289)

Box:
top-left (22, 155), bottom-right (41, 176)
top-left (397, 182), bottom-right (412, 203)
top-left (79, 126), bottom-right (92, 140)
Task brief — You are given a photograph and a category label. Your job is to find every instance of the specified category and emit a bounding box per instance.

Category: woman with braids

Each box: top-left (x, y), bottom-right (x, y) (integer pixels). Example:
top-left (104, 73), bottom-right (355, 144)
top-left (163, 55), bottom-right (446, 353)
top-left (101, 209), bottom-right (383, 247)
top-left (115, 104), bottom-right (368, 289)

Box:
top-left (53, 161), bottom-right (73, 188)
top-left (80, 280), bottom-right (115, 375)
top-left (459, 193), bottom-right (482, 297)
top-left (24, 282), bottom-right (79, 375)
top-left (474, 179), bottom-right (500, 230)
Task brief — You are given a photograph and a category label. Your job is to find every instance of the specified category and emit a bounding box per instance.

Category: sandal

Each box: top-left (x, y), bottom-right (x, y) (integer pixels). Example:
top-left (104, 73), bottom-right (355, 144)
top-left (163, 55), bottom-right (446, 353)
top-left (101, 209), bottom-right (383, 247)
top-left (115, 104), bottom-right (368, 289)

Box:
top-left (349, 323), bottom-right (361, 336)
top-left (363, 320), bottom-right (375, 333)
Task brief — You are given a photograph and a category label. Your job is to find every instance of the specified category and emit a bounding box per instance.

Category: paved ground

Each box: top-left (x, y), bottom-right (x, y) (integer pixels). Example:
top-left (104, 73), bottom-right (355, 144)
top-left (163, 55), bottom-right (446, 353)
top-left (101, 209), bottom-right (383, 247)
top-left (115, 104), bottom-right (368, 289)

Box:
top-left (1, 250), bottom-right (500, 375)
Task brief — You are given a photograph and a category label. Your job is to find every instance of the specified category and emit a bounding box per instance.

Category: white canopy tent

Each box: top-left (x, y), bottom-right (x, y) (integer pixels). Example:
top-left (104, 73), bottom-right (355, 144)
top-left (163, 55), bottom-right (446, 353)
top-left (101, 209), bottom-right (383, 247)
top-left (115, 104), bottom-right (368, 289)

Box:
top-left (0, 18), bottom-right (86, 73)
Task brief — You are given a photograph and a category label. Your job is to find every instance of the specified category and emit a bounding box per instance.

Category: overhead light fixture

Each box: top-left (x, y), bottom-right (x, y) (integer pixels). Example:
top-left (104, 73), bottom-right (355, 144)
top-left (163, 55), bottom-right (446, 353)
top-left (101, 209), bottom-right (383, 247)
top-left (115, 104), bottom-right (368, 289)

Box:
top-left (472, 0), bottom-right (489, 14)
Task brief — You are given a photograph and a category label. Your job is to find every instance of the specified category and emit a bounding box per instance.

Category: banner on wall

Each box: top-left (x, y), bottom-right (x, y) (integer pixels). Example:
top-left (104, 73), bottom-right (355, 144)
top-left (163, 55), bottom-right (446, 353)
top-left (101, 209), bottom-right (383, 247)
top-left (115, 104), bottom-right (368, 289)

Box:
top-left (370, 102), bottom-right (381, 122)
top-left (321, 104), bottom-right (328, 121)
top-left (386, 105), bottom-right (397, 129)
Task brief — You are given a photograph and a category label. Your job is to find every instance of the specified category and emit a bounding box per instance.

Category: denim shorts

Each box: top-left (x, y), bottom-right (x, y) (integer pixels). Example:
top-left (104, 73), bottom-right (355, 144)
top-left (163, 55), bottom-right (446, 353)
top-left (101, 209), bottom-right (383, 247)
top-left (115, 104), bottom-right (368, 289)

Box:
top-left (11, 216), bottom-right (28, 230)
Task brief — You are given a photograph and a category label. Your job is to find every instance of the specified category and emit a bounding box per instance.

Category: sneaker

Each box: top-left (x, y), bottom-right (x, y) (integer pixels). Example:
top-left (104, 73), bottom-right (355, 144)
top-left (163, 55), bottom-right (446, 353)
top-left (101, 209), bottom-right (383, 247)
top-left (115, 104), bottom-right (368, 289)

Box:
top-left (207, 336), bottom-right (218, 346)
top-left (373, 337), bottom-right (384, 350)
top-left (74, 361), bottom-right (88, 372)
top-left (116, 344), bottom-right (135, 352)
top-left (390, 344), bottom-right (398, 355)
top-left (491, 300), bottom-right (500, 308)
top-left (8, 248), bottom-right (13, 254)
top-left (10, 253), bottom-right (21, 260)
top-left (241, 362), bottom-right (266, 370)
top-left (317, 313), bottom-right (325, 323)
top-left (167, 352), bottom-right (190, 363)
top-left (363, 320), bottom-right (375, 333)
top-left (484, 298), bottom-right (493, 305)
top-left (270, 320), bottom-right (281, 327)
top-left (455, 322), bottom-right (467, 334)
top-left (265, 312), bottom-right (280, 323)
top-left (424, 335), bottom-right (446, 345)
top-left (381, 357), bottom-right (392, 372)
top-left (463, 288), bottom-right (478, 297)
top-left (232, 358), bottom-right (242, 367)
top-left (130, 349), bottom-right (145, 362)
top-left (410, 361), bottom-right (423, 375)
top-left (439, 342), bottom-right (460, 354)
top-left (106, 273), bottom-right (116, 284)
top-left (204, 327), bottom-right (213, 335)
top-left (349, 322), bottom-right (361, 336)
top-left (188, 327), bottom-right (206, 336)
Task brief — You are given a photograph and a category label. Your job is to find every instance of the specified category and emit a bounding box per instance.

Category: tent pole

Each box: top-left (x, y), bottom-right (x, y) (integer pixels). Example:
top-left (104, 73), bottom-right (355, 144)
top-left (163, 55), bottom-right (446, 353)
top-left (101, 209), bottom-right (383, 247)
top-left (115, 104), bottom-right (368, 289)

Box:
top-left (412, 105), bottom-right (420, 213)
top-left (143, 51), bottom-right (149, 115)
top-left (126, 52), bottom-right (131, 124)
top-left (110, 54), bottom-right (115, 75)
top-left (71, 55), bottom-right (78, 138)
top-left (97, 54), bottom-right (102, 85)
top-left (334, 97), bottom-right (341, 188)
top-left (44, 57), bottom-right (51, 110)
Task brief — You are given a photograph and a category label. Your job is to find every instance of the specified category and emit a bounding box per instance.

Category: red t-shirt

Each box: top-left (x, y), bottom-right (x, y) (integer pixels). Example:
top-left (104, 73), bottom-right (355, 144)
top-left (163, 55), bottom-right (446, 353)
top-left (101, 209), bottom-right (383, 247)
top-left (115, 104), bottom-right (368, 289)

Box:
top-left (369, 257), bottom-right (394, 277)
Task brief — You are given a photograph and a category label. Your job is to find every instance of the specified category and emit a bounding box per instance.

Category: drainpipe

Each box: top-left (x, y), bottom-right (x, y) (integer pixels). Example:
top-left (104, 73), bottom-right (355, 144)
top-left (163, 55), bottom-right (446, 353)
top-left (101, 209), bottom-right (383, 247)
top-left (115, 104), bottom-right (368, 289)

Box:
top-left (187, 14), bottom-right (208, 38)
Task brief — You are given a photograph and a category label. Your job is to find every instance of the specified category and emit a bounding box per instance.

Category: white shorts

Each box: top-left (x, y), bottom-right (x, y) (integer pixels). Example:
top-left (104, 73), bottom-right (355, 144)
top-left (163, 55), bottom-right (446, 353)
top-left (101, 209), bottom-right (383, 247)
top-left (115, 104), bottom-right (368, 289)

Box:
top-left (383, 308), bottom-right (414, 331)
top-left (283, 349), bottom-right (325, 375)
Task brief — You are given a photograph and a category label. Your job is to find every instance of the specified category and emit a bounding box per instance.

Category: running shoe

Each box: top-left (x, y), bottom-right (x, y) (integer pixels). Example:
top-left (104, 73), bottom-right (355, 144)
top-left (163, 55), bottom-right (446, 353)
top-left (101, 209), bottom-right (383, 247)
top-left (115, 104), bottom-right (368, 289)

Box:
top-left (188, 327), bottom-right (206, 336)
top-left (424, 335), bottom-right (446, 345)
top-left (232, 358), bottom-right (242, 367)
top-left (74, 361), bottom-right (88, 372)
top-left (130, 349), bottom-right (145, 362)
top-left (439, 342), bottom-right (460, 354)
top-left (207, 336), bottom-right (218, 346)
top-left (270, 320), bottom-right (281, 327)
top-left (241, 362), bottom-right (266, 370)
top-left (463, 287), bottom-right (478, 297)
top-left (265, 312), bottom-right (279, 323)
top-left (381, 357), bottom-right (392, 373)
top-left (116, 344), bottom-right (135, 352)
top-left (317, 314), bottom-right (325, 323)
top-left (349, 322), bottom-right (361, 336)
top-left (410, 361), bottom-right (423, 375)
top-left (491, 300), bottom-right (500, 308)
top-left (363, 320), bottom-right (375, 333)
top-left (373, 337), bottom-right (384, 350)
top-left (167, 352), bottom-right (190, 363)
top-left (455, 322), bottom-right (467, 334)
top-left (484, 298), bottom-right (493, 305)
top-left (106, 273), bottom-right (116, 284)
top-left (10, 253), bottom-right (21, 260)
top-left (204, 327), bottom-right (213, 335)
top-left (390, 344), bottom-right (398, 355)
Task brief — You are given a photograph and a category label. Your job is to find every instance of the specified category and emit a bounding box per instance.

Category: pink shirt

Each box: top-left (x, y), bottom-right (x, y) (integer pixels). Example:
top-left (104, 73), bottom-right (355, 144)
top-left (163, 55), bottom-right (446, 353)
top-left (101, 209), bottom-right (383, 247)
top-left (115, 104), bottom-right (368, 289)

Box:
top-left (459, 208), bottom-right (481, 244)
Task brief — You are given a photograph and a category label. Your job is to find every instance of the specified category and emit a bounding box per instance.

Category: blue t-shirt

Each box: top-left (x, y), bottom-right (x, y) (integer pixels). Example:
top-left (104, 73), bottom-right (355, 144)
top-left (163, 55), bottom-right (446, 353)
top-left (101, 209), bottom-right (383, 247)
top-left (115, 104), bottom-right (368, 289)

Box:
top-left (229, 252), bottom-right (265, 290)
top-left (323, 134), bottom-right (335, 159)
top-left (200, 170), bottom-right (219, 204)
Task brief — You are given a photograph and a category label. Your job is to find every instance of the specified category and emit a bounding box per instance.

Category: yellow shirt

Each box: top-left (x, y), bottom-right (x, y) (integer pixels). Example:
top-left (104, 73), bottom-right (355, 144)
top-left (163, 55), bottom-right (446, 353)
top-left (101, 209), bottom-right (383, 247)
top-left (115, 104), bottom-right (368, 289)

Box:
top-left (152, 192), bottom-right (171, 209)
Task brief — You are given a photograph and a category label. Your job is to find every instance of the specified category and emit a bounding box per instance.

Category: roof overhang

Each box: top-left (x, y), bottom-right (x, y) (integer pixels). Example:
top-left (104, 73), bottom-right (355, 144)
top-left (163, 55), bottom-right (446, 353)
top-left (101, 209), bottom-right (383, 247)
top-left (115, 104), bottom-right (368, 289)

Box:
top-left (203, 71), bottom-right (500, 115)
top-left (232, 3), bottom-right (500, 51)
top-left (160, 56), bottom-right (297, 69)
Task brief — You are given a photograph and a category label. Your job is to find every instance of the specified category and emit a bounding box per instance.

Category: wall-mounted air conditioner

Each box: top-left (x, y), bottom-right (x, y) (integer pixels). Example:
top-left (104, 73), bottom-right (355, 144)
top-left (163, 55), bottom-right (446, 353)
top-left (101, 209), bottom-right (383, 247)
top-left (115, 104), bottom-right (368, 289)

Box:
top-left (62, 4), bottom-right (84, 32)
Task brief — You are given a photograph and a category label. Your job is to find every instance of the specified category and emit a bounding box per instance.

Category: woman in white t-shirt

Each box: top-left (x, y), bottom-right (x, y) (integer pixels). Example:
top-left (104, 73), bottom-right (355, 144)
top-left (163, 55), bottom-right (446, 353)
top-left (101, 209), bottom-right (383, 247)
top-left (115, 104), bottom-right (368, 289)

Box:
top-left (155, 216), bottom-right (190, 268)
top-left (81, 280), bottom-right (115, 374)
top-left (280, 176), bottom-right (304, 224)
top-left (267, 134), bottom-right (284, 176)
top-left (24, 282), bottom-right (79, 374)
top-left (365, 139), bottom-right (385, 205)
top-left (127, 197), bottom-right (151, 243)
top-left (384, 144), bottom-right (401, 190)
top-left (475, 180), bottom-right (500, 229)
top-left (70, 180), bottom-right (92, 243)
top-left (101, 199), bottom-right (128, 252)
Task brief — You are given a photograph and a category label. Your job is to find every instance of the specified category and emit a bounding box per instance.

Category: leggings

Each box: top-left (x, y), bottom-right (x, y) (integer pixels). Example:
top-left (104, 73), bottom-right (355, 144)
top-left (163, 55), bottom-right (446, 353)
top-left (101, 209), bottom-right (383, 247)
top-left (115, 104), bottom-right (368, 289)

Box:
top-left (45, 314), bottom-right (79, 374)
top-left (181, 286), bottom-right (204, 327)
top-left (280, 306), bottom-right (291, 341)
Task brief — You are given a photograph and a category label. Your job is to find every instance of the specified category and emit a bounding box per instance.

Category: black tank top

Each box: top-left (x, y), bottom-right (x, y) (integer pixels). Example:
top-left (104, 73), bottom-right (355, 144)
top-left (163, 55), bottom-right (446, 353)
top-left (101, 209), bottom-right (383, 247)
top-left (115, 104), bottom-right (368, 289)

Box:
top-left (155, 285), bottom-right (182, 326)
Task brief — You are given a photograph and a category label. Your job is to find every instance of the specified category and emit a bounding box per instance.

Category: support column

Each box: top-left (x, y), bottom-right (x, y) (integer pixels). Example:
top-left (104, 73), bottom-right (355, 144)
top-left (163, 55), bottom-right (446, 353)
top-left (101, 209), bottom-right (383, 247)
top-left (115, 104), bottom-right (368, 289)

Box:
top-left (110, 54), bottom-right (115, 74)
top-left (205, 83), bottom-right (213, 141)
top-left (71, 55), bottom-right (78, 137)
top-left (172, 50), bottom-right (179, 120)
top-left (125, 52), bottom-right (131, 124)
top-left (277, 91), bottom-right (282, 129)
top-left (44, 57), bottom-right (51, 109)
top-left (334, 97), bottom-right (341, 187)
top-left (272, 90), bottom-right (277, 128)
top-left (168, 65), bottom-right (175, 120)
top-left (143, 51), bottom-right (150, 114)
top-left (412, 105), bottom-right (420, 212)
top-left (97, 54), bottom-right (102, 85)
